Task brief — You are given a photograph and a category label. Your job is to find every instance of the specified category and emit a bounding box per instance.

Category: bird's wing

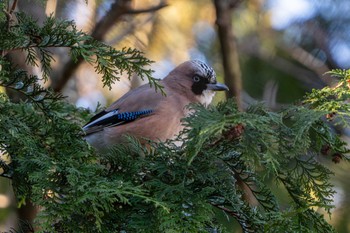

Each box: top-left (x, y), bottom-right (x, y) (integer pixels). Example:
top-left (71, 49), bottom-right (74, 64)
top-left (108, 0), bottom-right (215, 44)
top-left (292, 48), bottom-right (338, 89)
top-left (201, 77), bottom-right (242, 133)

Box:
top-left (83, 83), bottom-right (166, 135)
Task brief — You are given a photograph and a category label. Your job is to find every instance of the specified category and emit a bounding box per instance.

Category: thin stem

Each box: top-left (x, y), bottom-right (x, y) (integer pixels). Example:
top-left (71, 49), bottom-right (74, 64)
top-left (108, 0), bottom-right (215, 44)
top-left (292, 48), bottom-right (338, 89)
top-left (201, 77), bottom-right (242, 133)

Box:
top-left (126, 3), bottom-right (168, 14)
top-left (9, 0), bottom-right (18, 15)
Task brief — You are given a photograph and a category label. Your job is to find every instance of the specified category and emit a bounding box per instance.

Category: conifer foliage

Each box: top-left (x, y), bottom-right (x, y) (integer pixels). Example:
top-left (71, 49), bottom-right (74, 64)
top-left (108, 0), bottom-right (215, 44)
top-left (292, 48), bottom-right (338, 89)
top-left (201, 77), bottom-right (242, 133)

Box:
top-left (0, 2), bottom-right (349, 232)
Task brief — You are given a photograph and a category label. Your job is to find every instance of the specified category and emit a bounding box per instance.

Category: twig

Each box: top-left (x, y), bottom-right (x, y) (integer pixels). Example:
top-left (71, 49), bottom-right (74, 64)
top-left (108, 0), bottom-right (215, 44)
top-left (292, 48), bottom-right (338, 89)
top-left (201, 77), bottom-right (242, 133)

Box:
top-left (210, 202), bottom-right (254, 233)
top-left (126, 3), bottom-right (168, 14)
top-left (51, 0), bottom-right (167, 92)
top-left (305, 21), bottom-right (338, 69)
top-left (210, 202), bottom-right (240, 218)
top-left (1, 0), bottom-right (18, 57)
top-left (9, 0), bottom-right (18, 15)
top-left (108, 15), bottom-right (155, 46)
top-left (5, 0), bottom-right (18, 27)
top-left (91, 0), bottom-right (131, 41)
top-left (242, 44), bottom-right (326, 89)
top-left (279, 44), bottom-right (331, 85)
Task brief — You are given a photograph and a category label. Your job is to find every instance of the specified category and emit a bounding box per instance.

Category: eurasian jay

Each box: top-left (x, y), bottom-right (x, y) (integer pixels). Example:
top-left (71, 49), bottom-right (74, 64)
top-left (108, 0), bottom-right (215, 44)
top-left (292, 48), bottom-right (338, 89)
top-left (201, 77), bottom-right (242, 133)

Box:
top-left (83, 60), bottom-right (228, 151)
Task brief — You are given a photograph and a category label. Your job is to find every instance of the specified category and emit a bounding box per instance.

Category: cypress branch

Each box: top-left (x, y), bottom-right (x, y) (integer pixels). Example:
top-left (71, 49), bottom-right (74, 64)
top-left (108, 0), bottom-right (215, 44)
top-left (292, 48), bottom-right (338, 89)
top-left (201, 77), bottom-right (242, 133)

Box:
top-left (0, 3), bottom-right (349, 232)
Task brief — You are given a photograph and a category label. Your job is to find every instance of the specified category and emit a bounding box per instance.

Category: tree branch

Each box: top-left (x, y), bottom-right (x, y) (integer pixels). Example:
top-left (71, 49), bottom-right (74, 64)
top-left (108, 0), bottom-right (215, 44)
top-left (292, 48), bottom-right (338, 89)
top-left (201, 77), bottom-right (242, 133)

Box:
top-left (240, 40), bottom-right (326, 89)
top-left (52, 0), bottom-right (132, 92)
top-left (1, 0), bottom-right (18, 56)
top-left (210, 202), bottom-right (240, 218)
top-left (90, 0), bottom-right (132, 41)
top-left (305, 21), bottom-right (338, 70)
top-left (9, 0), bottom-right (18, 15)
top-left (51, 0), bottom-right (167, 92)
top-left (210, 202), bottom-right (254, 233)
top-left (126, 2), bottom-right (168, 15)
top-left (213, 0), bottom-right (243, 110)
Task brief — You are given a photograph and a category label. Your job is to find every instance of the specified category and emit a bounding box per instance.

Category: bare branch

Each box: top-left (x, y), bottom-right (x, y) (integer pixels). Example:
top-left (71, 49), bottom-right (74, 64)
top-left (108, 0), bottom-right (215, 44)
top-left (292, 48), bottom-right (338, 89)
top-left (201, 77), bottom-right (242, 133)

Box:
top-left (51, 0), bottom-right (167, 92)
top-left (305, 21), bottom-right (338, 69)
top-left (91, 0), bottom-right (131, 41)
top-left (108, 15), bottom-right (155, 46)
top-left (213, 0), bottom-right (243, 109)
top-left (126, 2), bottom-right (168, 14)
top-left (9, 0), bottom-right (18, 15)
top-left (280, 44), bottom-right (332, 86)
top-left (51, 0), bottom-right (132, 92)
top-left (240, 40), bottom-right (326, 89)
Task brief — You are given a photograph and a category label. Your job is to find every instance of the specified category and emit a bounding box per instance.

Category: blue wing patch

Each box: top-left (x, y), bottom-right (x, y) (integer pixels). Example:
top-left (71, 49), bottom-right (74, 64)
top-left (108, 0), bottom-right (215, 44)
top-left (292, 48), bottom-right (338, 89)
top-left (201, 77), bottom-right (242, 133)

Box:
top-left (117, 110), bottom-right (153, 121)
top-left (83, 109), bottom-right (153, 131)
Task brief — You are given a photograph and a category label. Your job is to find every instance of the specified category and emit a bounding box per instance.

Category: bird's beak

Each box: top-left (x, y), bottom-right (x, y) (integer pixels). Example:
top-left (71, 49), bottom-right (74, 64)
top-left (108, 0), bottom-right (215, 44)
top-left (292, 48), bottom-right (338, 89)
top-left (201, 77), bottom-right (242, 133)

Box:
top-left (206, 83), bottom-right (229, 91)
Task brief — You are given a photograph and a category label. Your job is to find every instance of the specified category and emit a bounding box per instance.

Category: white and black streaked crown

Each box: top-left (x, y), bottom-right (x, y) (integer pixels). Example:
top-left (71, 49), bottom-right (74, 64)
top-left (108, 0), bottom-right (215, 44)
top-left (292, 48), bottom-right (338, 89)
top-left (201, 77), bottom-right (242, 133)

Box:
top-left (190, 60), bottom-right (216, 83)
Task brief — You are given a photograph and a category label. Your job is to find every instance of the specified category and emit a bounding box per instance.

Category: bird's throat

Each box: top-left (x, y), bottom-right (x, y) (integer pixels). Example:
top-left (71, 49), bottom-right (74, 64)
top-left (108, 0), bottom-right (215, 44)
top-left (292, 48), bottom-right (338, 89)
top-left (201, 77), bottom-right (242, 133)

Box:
top-left (197, 90), bottom-right (215, 107)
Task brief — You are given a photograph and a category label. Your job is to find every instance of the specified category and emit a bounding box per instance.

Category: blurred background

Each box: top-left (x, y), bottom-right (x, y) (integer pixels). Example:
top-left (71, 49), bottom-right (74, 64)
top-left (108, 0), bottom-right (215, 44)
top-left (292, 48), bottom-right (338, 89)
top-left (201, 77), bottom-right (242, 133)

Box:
top-left (1, 0), bottom-right (350, 232)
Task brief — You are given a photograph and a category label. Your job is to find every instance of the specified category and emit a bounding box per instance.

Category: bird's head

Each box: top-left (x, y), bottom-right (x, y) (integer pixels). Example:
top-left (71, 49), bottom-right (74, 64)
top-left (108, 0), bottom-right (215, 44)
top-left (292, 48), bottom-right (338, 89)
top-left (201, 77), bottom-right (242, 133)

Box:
top-left (167, 60), bottom-right (229, 106)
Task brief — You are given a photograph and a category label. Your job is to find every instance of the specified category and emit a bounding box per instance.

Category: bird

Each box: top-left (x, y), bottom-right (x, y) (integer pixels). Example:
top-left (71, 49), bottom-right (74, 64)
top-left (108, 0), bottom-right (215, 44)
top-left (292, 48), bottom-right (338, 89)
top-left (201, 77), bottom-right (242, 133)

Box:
top-left (83, 60), bottom-right (229, 151)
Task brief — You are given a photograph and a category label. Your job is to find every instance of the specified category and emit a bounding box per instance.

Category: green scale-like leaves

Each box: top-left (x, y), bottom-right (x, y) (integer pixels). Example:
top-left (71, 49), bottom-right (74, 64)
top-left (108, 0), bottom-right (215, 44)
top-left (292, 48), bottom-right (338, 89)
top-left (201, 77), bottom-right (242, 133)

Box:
top-left (1, 4), bottom-right (349, 233)
top-left (1, 11), bottom-right (162, 92)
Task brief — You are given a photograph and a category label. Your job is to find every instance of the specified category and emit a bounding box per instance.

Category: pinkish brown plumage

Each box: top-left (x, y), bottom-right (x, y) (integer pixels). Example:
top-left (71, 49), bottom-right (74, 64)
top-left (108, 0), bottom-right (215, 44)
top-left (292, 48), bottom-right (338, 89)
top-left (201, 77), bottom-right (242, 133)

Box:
top-left (83, 60), bottom-right (228, 151)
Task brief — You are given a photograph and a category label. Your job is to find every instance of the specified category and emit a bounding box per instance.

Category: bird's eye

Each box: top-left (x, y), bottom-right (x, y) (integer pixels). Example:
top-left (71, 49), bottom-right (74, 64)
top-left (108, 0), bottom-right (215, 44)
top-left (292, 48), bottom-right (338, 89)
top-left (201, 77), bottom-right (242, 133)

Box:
top-left (193, 75), bottom-right (201, 82)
